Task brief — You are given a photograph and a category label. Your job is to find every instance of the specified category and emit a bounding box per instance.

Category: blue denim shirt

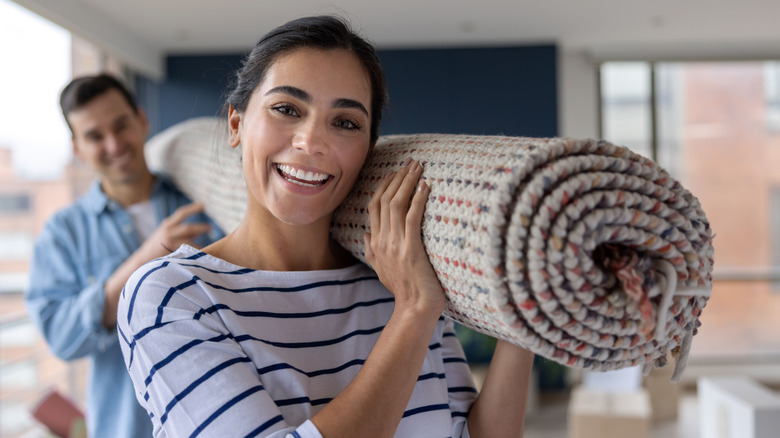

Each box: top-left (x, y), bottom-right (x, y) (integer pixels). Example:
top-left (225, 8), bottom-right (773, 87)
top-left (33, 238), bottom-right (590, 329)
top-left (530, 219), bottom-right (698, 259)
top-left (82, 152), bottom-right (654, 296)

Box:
top-left (25, 175), bottom-right (224, 438)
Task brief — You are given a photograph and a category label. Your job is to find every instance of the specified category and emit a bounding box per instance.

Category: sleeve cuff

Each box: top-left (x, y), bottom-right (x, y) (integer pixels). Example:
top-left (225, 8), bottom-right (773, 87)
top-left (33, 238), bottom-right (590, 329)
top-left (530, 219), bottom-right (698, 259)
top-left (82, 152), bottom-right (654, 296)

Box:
top-left (287, 420), bottom-right (323, 438)
top-left (78, 280), bottom-right (118, 350)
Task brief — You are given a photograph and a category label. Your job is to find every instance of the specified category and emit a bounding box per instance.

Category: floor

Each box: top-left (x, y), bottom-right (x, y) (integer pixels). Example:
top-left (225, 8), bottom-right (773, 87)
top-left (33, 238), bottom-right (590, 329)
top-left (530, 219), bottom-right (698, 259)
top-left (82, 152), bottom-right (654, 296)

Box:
top-left (523, 392), bottom-right (699, 438)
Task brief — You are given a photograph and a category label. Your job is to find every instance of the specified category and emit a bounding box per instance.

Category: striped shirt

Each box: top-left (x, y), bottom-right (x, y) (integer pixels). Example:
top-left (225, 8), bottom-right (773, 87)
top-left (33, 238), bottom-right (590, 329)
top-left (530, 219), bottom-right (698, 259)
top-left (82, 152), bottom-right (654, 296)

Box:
top-left (118, 245), bottom-right (478, 438)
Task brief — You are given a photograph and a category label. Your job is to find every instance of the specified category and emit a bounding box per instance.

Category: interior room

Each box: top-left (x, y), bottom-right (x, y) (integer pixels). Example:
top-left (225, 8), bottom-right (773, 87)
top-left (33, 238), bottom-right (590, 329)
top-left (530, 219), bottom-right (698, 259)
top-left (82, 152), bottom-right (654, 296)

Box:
top-left (1, 1), bottom-right (779, 437)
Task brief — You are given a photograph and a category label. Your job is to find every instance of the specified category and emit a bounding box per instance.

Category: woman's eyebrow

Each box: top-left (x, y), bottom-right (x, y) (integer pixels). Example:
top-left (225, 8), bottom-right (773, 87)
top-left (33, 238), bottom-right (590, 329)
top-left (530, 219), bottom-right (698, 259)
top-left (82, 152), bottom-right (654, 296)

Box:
top-left (266, 85), bottom-right (310, 102)
top-left (266, 85), bottom-right (368, 117)
top-left (333, 98), bottom-right (368, 117)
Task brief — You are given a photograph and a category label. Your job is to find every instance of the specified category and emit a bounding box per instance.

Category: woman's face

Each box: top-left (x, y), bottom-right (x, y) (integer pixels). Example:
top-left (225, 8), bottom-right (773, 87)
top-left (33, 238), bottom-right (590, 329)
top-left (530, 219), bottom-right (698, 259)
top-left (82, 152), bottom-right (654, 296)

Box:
top-left (229, 48), bottom-right (372, 228)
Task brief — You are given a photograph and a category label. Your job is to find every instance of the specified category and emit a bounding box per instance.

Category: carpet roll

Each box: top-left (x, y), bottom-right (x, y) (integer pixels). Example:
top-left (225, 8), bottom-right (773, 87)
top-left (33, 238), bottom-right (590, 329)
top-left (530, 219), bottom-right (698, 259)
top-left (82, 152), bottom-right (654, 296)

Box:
top-left (147, 119), bottom-right (714, 379)
top-left (331, 134), bottom-right (713, 379)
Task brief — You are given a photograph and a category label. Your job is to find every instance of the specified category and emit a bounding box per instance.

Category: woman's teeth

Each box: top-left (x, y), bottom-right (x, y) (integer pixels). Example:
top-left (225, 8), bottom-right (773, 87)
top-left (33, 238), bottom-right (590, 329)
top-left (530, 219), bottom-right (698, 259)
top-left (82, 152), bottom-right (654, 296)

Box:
top-left (276, 164), bottom-right (329, 187)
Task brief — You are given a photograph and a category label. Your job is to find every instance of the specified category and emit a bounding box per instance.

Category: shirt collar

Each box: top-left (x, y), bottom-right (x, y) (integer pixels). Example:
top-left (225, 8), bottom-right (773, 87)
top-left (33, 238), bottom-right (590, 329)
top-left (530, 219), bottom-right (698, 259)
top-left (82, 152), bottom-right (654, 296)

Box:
top-left (82, 173), bottom-right (172, 214)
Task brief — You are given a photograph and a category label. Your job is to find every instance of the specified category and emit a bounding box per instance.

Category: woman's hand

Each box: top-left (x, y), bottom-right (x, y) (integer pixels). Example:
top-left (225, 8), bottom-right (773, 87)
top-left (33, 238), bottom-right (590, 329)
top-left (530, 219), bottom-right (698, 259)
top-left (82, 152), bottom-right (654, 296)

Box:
top-left (364, 158), bottom-right (446, 317)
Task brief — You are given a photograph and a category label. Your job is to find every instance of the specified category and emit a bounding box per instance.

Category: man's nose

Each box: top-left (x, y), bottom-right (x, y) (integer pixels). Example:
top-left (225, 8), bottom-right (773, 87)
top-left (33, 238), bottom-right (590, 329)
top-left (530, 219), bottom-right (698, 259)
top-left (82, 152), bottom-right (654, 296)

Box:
top-left (104, 134), bottom-right (122, 154)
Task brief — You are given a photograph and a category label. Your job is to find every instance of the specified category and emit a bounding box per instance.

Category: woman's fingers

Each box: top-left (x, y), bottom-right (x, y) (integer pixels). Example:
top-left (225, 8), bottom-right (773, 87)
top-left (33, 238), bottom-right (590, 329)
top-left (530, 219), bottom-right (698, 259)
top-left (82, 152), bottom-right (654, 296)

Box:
top-left (368, 169), bottom-right (397, 239)
top-left (405, 179), bottom-right (429, 239)
top-left (389, 161), bottom-right (424, 228)
top-left (365, 158), bottom-right (426, 263)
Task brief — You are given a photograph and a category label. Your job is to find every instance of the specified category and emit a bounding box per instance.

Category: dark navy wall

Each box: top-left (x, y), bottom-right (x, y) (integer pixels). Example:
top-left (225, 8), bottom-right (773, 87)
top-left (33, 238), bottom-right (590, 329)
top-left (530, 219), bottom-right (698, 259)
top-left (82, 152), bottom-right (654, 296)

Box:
top-left (136, 54), bottom-right (244, 135)
top-left (378, 45), bottom-right (557, 137)
top-left (137, 45), bottom-right (557, 138)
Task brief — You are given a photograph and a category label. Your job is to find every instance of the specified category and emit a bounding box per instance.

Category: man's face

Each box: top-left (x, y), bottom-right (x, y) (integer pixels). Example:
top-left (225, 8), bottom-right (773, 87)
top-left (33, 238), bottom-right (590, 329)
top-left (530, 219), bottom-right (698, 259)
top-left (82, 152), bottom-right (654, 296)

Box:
top-left (68, 89), bottom-right (150, 193)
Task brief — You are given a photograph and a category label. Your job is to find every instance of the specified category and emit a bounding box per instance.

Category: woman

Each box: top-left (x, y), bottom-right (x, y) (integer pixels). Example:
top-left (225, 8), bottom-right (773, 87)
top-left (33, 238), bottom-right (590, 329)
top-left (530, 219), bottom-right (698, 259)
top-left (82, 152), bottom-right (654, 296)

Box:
top-left (119, 15), bottom-right (534, 438)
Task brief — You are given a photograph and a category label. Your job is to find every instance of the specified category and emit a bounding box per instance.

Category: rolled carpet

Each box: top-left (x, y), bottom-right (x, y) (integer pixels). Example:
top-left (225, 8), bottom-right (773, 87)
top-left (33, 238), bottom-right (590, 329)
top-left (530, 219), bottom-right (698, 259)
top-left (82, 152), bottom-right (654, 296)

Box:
top-left (146, 119), bottom-right (714, 379)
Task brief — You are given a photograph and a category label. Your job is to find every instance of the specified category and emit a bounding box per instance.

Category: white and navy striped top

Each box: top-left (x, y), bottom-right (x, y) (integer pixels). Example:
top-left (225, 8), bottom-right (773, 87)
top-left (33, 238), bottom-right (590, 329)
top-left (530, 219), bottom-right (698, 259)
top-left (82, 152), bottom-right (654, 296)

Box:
top-left (118, 245), bottom-right (478, 438)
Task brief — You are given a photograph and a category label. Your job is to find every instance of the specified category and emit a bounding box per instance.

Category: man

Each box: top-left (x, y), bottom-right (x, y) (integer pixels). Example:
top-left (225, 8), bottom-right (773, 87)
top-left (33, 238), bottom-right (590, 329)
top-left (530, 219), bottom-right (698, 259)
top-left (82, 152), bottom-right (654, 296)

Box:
top-left (25, 74), bottom-right (224, 438)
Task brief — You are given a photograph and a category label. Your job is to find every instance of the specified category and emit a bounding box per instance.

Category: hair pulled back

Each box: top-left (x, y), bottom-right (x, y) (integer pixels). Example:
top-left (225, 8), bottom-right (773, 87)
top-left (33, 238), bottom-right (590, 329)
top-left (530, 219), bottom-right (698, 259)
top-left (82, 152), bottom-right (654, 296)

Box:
top-left (226, 15), bottom-right (387, 144)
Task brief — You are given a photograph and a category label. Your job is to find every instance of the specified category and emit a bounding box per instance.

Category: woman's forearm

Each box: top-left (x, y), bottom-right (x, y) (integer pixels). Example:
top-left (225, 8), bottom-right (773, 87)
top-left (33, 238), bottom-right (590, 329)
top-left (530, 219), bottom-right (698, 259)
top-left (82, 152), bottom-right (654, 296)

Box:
top-left (467, 340), bottom-right (535, 438)
top-left (310, 305), bottom-right (442, 438)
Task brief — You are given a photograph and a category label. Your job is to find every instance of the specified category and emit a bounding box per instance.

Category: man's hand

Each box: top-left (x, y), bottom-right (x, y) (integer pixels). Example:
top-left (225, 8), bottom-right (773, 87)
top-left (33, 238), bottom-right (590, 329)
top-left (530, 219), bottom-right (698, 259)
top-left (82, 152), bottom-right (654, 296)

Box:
top-left (142, 202), bottom-right (213, 258)
top-left (103, 202), bottom-right (212, 329)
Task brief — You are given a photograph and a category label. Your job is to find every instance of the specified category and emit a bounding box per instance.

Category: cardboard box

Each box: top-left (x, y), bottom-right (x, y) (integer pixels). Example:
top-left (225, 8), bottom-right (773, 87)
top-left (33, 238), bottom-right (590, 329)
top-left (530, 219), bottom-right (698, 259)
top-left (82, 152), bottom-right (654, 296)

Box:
top-left (698, 376), bottom-right (780, 438)
top-left (643, 364), bottom-right (680, 421)
top-left (568, 386), bottom-right (651, 438)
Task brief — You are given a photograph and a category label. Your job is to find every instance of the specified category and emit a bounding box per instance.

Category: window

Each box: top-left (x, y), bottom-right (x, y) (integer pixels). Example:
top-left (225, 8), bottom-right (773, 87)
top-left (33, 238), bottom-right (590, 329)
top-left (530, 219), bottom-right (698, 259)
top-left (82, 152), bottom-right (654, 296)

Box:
top-left (0, 0), bottom-right (122, 435)
top-left (0, 194), bottom-right (31, 213)
top-left (600, 62), bottom-right (653, 159)
top-left (0, 232), bottom-right (33, 261)
top-left (766, 62), bottom-right (780, 131)
top-left (600, 61), bottom-right (780, 362)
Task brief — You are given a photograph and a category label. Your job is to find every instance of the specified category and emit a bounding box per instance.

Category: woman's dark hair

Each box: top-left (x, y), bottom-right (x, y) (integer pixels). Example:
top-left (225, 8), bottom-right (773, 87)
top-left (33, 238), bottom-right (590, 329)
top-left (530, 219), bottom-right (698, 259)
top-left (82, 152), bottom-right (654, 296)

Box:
top-left (59, 74), bottom-right (139, 135)
top-left (226, 15), bottom-right (387, 144)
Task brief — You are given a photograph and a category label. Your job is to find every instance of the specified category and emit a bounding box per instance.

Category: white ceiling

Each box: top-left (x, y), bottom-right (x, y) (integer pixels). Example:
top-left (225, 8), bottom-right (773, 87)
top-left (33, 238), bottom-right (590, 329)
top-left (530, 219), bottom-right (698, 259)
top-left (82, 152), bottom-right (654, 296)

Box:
top-left (13, 0), bottom-right (780, 79)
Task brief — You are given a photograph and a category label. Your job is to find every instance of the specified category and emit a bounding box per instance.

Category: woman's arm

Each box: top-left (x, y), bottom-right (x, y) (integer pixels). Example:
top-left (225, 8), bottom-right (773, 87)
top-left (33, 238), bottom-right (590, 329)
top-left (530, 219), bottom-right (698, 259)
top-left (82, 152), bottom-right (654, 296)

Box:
top-left (466, 340), bottom-right (535, 437)
top-left (311, 158), bottom-right (448, 438)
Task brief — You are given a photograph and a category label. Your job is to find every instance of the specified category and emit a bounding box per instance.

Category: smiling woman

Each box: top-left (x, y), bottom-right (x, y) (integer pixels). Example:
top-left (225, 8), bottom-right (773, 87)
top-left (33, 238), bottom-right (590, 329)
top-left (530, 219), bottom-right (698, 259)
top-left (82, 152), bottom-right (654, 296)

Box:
top-left (118, 15), bottom-right (534, 438)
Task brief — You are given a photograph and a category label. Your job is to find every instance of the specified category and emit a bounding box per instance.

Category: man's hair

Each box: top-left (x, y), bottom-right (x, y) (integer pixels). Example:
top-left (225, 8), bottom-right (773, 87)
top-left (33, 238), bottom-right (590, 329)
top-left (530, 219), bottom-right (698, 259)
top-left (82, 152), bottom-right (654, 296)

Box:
top-left (59, 74), bottom-right (139, 135)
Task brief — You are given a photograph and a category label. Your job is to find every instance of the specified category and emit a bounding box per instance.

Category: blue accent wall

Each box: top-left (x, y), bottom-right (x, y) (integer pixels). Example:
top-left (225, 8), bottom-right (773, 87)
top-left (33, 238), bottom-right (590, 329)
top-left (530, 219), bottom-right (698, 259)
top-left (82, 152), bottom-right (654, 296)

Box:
top-left (137, 44), bottom-right (557, 138)
top-left (136, 54), bottom-right (245, 135)
top-left (378, 45), bottom-right (557, 137)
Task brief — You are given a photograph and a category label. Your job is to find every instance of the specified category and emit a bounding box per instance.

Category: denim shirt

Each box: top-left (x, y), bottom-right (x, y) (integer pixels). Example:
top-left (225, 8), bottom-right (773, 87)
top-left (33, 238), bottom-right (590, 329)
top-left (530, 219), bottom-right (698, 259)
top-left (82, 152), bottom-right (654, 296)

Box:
top-left (25, 175), bottom-right (224, 438)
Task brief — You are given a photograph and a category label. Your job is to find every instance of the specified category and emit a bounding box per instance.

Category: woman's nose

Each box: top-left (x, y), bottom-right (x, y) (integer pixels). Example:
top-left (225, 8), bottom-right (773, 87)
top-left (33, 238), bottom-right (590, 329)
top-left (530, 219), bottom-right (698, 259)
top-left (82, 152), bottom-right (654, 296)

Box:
top-left (292, 120), bottom-right (327, 155)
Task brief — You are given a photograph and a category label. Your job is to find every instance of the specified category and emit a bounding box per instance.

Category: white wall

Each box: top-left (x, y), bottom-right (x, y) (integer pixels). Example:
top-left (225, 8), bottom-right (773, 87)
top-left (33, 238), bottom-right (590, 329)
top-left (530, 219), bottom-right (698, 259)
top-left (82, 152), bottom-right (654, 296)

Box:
top-left (558, 49), bottom-right (600, 139)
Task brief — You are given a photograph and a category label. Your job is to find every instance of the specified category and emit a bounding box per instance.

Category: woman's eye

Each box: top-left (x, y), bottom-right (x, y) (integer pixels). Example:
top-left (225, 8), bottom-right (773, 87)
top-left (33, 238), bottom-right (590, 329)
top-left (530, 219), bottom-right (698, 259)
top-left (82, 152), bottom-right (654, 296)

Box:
top-left (335, 118), bottom-right (361, 131)
top-left (272, 105), bottom-right (298, 117)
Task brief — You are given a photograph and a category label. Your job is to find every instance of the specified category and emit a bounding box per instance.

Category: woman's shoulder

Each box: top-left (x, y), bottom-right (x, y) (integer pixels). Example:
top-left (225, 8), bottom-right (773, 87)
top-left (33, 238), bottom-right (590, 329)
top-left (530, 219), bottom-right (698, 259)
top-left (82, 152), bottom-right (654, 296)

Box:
top-left (120, 245), bottom-right (228, 329)
top-left (122, 245), bottom-right (219, 307)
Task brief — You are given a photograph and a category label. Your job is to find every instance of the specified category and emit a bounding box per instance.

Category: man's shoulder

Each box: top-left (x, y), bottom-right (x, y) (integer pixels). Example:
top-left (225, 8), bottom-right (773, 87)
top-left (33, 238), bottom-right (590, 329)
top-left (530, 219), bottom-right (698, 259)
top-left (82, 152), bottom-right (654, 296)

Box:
top-left (152, 173), bottom-right (190, 199)
top-left (43, 190), bottom-right (101, 230)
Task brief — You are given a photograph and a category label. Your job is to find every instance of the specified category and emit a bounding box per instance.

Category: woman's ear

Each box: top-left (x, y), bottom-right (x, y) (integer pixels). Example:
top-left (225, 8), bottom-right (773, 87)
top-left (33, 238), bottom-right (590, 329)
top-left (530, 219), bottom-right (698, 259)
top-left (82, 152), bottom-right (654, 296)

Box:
top-left (227, 105), bottom-right (242, 148)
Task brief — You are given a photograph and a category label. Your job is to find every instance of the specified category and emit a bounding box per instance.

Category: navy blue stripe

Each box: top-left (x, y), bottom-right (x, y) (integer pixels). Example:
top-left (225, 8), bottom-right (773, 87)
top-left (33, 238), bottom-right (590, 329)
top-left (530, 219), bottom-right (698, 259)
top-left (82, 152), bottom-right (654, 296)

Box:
top-left (183, 251), bottom-right (209, 261)
top-left (244, 414), bottom-right (285, 438)
top-left (144, 334), bottom-right (232, 387)
top-left (448, 386), bottom-right (478, 393)
top-left (258, 358), bottom-right (365, 378)
top-left (202, 275), bottom-right (380, 294)
top-left (275, 396), bottom-right (332, 407)
top-left (159, 356), bottom-right (252, 425)
top-left (428, 342), bottom-right (442, 350)
top-left (199, 297), bottom-right (394, 320)
top-left (290, 431), bottom-right (302, 438)
top-left (117, 325), bottom-right (135, 367)
top-left (443, 357), bottom-right (468, 364)
top-left (418, 372), bottom-right (445, 382)
top-left (235, 326), bottom-right (384, 349)
top-left (126, 260), bottom-right (169, 324)
top-left (402, 403), bottom-right (450, 418)
top-left (189, 385), bottom-right (265, 437)
top-left (177, 260), bottom-right (254, 275)
top-left (451, 411), bottom-right (469, 418)
top-left (443, 331), bottom-right (457, 338)
top-left (156, 278), bottom-right (200, 325)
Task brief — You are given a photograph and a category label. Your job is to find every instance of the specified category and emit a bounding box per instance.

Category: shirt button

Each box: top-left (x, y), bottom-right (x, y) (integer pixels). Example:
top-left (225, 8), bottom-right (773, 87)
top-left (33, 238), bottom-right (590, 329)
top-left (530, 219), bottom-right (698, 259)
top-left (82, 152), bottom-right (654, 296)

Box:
top-left (123, 224), bottom-right (133, 234)
top-left (87, 276), bottom-right (95, 284)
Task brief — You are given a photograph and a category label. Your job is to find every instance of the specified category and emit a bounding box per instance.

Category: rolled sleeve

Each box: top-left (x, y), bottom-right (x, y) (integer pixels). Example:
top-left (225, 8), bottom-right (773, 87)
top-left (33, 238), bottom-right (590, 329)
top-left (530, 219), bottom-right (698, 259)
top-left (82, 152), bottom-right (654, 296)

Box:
top-left (287, 420), bottom-right (323, 438)
top-left (26, 217), bottom-right (118, 360)
top-left (78, 279), bottom-right (118, 350)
